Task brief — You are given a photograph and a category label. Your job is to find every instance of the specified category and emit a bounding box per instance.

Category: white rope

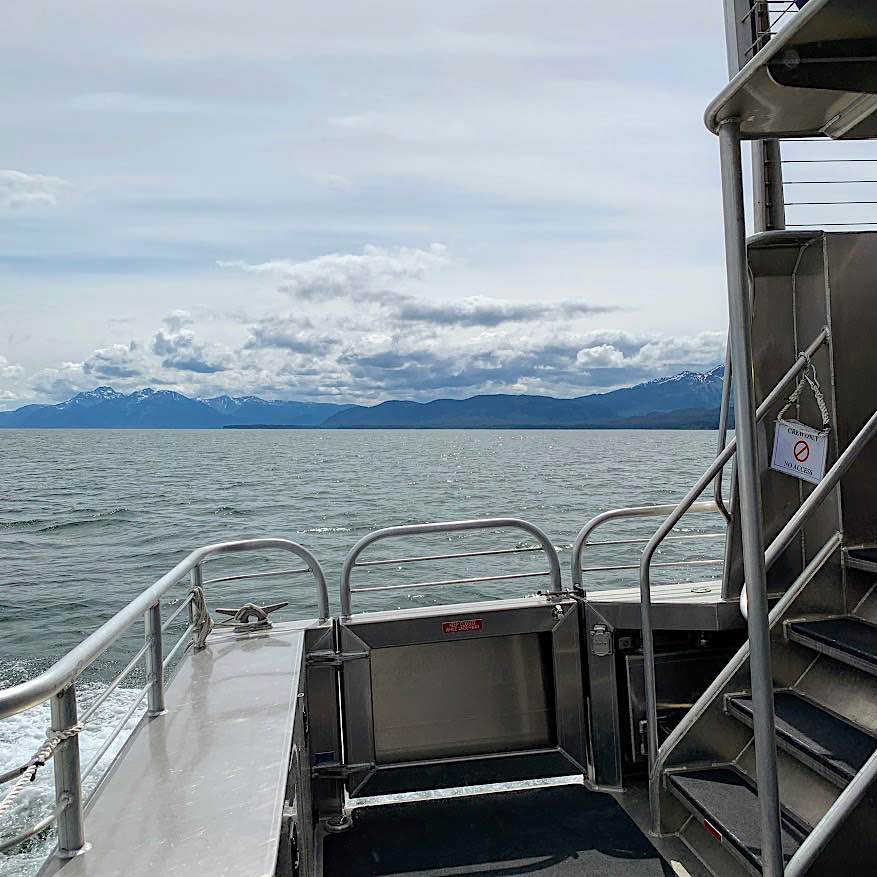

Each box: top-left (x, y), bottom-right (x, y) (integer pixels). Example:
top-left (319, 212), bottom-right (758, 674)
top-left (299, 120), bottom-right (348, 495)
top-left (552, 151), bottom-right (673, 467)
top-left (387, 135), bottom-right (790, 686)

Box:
top-left (190, 586), bottom-right (214, 650)
top-left (778, 352), bottom-right (831, 430)
top-left (0, 724), bottom-right (83, 822)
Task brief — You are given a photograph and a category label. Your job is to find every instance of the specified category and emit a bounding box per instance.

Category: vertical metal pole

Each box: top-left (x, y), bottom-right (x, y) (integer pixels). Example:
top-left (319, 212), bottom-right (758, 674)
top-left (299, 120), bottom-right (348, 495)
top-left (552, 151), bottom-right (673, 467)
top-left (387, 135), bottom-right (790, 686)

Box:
top-left (719, 118), bottom-right (784, 877)
top-left (145, 602), bottom-right (166, 716)
top-left (753, 139), bottom-right (786, 232)
top-left (51, 685), bottom-right (85, 857)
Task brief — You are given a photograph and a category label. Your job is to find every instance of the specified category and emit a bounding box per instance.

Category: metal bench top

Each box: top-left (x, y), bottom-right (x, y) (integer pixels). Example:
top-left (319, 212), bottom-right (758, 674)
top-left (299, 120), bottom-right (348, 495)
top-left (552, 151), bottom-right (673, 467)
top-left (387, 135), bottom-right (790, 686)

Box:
top-left (40, 623), bottom-right (307, 877)
top-left (587, 581), bottom-right (743, 630)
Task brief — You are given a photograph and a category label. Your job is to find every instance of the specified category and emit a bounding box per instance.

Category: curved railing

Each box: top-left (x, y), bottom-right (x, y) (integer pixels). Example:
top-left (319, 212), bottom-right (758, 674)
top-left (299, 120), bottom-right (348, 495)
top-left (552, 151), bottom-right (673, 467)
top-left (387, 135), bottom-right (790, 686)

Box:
top-left (0, 538), bottom-right (328, 859)
top-left (571, 501), bottom-right (724, 596)
top-left (340, 517), bottom-right (561, 617)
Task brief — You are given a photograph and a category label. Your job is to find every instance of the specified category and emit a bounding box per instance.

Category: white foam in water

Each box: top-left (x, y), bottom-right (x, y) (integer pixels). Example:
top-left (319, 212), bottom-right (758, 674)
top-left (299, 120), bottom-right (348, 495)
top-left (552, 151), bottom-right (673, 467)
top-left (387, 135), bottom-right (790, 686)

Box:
top-left (0, 684), bottom-right (146, 877)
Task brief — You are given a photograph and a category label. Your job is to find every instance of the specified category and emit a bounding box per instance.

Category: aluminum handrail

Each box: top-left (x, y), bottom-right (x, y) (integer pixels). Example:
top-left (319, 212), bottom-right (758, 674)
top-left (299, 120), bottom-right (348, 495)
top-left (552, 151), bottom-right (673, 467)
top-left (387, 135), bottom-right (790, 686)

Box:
top-left (340, 517), bottom-right (561, 617)
top-left (647, 531), bottom-right (843, 833)
top-left (648, 409), bottom-right (877, 837)
top-left (571, 501), bottom-right (721, 595)
top-left (714, 339), bottom-right (733, 522)
top-left (0, 537), bottom-right (328, 859)
top-left (637, 327), bottom-right (829, 775)
top-left (0, 538), bottom-right (328, 719)
top-left (785, 746), bottom-right (877, 876)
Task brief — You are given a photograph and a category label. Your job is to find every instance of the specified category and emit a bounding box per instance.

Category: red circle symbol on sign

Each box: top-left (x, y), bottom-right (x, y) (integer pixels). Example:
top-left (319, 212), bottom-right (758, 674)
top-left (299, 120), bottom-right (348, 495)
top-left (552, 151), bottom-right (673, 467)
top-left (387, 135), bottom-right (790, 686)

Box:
top-left (793, 440), bottom-right (810, 463)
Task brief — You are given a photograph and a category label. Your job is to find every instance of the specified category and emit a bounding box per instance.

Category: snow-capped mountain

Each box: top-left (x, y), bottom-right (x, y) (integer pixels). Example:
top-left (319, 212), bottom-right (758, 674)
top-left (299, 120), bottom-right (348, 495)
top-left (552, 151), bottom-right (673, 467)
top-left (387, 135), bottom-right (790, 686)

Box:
top-left (0, 388), bottom-right (351, 429)
top-left (0, 366), bottom-right (726, 429)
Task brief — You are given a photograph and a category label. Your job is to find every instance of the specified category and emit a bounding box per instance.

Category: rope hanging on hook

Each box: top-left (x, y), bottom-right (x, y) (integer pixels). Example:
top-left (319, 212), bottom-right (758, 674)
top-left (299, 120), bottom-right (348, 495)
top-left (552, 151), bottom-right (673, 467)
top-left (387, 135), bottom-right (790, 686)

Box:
top-left (190, 586), bottom-right (214, 650)
top-left (778, 352), bottom-right (830, 431)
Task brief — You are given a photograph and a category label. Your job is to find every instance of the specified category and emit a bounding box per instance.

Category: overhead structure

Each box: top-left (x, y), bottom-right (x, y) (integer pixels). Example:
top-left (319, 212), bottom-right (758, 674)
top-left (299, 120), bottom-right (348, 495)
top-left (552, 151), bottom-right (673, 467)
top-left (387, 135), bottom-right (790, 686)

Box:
top-left (708, 0), bottom-right (877, 140)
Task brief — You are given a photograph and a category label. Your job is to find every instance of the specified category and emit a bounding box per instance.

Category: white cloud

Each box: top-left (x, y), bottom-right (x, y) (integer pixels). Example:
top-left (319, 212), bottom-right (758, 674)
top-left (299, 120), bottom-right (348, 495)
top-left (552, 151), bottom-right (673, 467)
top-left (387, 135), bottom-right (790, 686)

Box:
top-left (0, 170), bottom-right (68, 209)
top-left (220, 244), bottom-right (452, 302)
top-left (0, 354), bottom-right (24, 380)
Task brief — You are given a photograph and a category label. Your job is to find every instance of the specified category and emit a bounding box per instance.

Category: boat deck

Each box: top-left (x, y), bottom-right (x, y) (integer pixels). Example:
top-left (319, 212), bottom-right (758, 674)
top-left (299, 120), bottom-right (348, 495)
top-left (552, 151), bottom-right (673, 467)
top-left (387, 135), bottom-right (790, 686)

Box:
top-left (40, 624), bottom-right (307, 877)
top-left (324, 784), bottom-right (675, 876)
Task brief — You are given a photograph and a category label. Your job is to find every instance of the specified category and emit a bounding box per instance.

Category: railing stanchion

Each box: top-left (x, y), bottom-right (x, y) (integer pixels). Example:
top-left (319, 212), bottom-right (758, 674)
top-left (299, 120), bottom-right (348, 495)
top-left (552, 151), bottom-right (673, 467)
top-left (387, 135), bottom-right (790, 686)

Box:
top-left (51, 684), bottom-right (85, 858)
top-left (145, 602), bottom-right (166, 717)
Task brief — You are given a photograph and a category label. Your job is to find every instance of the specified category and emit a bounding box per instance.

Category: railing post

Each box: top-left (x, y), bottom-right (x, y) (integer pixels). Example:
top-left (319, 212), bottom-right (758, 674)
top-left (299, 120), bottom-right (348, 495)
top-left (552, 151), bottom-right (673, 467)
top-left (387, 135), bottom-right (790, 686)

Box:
top-left (145, 602), bottom-right (166, 717)
top-left (719, 117), bottom-right (783, 877)
top-left (51, 684), bottom-right (85, 858)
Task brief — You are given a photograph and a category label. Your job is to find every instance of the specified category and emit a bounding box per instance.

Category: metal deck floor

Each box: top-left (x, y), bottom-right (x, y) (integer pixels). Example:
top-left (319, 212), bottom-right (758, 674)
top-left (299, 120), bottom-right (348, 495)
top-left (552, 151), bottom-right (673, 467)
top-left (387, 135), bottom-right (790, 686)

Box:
top-left (323, 784), bottom-right (675, 876)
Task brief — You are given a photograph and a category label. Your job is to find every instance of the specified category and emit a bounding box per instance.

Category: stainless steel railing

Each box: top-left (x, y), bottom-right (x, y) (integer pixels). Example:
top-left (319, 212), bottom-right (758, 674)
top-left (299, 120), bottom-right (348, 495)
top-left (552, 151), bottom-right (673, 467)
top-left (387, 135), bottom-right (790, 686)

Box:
top-left (648, 530), bottom-right (843, 832)
top-left (0, 538), bottom-right (328, 858)
top-left (637, 327), bottom-right (829, 774)
top-left (340, 517), bottom-right (561, 617)
top-left (571, 502), bottom-right (725, 597)
top-left (740, 0), bottom-right (804, 65)
top-left (649, 409), bottom-right (877, 842)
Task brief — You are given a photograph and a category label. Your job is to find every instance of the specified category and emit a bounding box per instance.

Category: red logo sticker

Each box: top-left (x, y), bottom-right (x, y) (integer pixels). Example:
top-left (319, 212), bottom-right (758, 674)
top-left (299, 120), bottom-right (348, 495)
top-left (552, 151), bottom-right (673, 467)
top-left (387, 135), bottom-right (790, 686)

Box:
top-left (442, 619), bottom-right (483, 634)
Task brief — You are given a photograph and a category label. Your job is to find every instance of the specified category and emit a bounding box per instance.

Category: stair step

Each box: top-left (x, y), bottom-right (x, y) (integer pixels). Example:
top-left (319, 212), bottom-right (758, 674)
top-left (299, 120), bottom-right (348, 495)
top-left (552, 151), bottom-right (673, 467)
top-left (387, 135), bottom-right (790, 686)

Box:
top-left (668, 766), bottom-right (808, 872)
top-left (787, 616), bottom-right (877, 676)
top-left (846, 547), bottom-right (877, 574)
top-left (726, 691), bottom-right (877, 786)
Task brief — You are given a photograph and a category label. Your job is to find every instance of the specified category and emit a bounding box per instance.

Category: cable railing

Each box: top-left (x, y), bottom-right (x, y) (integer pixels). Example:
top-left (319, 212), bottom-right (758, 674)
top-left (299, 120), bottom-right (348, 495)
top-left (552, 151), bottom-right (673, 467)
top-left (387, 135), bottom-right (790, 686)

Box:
top-left (340, 518), bottom-right (561, 617)
top-left (741, 0), bottom-right (804, 64)
top-left (0, 538), bottom-right (328, 859)
top-left (570, 502), bottom-right (725, 598)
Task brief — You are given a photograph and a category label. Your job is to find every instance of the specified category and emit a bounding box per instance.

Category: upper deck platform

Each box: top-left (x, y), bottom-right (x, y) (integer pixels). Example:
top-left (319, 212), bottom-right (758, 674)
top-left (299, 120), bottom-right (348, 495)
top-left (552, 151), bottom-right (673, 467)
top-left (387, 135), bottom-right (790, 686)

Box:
top-left (706, 0), bottom-right (877, 140)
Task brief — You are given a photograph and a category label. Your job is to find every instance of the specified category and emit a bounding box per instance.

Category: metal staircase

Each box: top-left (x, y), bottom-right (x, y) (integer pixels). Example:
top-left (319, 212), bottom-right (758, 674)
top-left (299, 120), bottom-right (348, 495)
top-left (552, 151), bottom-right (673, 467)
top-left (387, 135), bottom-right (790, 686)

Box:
top-left (660, 544), bottom-right (877, 874)
top-left (634, 5), bottom-right (877, 873)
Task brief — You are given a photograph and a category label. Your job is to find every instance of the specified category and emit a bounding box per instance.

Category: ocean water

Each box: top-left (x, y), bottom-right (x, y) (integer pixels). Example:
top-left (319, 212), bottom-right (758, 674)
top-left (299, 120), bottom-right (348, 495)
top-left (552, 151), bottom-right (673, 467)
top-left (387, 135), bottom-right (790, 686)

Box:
top-left (0, 428), bottom-right (722, 873)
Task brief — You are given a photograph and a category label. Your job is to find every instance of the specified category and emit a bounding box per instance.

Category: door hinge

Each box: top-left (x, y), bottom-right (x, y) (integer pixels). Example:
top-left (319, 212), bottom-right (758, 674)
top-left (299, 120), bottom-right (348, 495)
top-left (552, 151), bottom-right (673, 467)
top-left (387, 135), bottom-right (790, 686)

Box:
top-left (306, 650), bottom-right (369, 668)
top-left (312, 761), bottom-right (374, 780)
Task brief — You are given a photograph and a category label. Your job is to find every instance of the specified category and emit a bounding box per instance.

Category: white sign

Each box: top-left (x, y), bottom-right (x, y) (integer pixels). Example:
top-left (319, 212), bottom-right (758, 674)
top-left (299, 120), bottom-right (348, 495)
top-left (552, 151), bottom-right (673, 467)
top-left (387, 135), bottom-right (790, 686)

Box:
top-left (770, 419), bottom-right (829, 485)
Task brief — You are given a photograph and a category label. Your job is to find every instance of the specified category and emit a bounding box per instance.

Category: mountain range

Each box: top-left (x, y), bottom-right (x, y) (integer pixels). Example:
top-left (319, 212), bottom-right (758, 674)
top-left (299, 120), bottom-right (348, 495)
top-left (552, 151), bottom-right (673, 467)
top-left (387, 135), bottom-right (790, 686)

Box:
top-left (0, 366), bottom-right (726, 429)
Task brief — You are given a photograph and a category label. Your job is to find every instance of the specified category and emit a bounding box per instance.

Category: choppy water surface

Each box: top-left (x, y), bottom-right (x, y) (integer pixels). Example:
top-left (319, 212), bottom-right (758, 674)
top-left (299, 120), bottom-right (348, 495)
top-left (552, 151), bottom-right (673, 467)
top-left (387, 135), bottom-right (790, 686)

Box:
top-left (0, 428), bottom-right (720, 873)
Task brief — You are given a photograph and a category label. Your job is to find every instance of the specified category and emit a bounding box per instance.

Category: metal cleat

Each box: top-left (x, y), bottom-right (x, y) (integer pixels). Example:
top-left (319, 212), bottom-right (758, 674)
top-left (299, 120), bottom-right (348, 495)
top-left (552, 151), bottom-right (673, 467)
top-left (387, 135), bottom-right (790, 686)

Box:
top-left (214, 601), bottom-right (289, 633)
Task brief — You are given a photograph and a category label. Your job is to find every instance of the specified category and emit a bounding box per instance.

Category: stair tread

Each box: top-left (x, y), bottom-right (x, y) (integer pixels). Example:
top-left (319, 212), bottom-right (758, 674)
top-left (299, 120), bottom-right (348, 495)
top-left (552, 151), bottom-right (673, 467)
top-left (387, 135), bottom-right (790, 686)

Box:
top-left (788, 616), bottom-right (877, 669)
top-left (668, 766), bottom-right (806, 869)
top-left (728, 691), bottom-right (877, 784)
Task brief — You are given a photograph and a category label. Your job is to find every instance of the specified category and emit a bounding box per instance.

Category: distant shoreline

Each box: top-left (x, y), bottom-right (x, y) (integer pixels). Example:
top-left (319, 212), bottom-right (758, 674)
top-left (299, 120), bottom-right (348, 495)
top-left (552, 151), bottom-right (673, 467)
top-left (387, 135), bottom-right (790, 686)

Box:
top-left (223, 423), bottom-right (722, 431)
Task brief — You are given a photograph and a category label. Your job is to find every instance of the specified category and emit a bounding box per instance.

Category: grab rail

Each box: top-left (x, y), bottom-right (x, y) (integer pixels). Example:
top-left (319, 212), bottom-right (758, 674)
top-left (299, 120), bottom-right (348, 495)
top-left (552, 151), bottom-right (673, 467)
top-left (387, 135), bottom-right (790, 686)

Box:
top-left (571, 501), bottom-right (723, 596)
top-left (0, 538), bottom-right (328, 859)
top-left (340, 517), bottom-right (561, 617)
top-left (714, 340), bottom-right (733, 522)
top-left (637, 327), bottom-right (829, 773)
top-left (786, 747), bottom-right (877, 876)
top-left (648, 408), bottom-right (877, 836)
top-left (648, 530), bottom-right (843, 833)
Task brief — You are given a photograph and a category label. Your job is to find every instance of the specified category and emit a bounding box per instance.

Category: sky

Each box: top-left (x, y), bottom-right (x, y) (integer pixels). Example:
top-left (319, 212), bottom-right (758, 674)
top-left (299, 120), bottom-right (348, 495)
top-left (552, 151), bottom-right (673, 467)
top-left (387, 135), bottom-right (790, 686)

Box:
top-left (0, 0), bottom-right (737, 408)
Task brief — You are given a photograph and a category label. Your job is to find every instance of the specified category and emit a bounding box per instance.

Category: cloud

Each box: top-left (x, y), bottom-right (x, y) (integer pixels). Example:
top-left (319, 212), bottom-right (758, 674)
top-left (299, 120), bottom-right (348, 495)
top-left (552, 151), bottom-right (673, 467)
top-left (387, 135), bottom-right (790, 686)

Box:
top-left (151, 327), bottom-right (227, 374)
top-left (0, 354), bottom-right (24, 380)
top-left (0, 170), bottom-right (68, 209)
top-left (220, 244), bottom-right (451, 302)
top-left (225, 244), bottom-right (617, 330)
